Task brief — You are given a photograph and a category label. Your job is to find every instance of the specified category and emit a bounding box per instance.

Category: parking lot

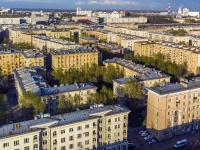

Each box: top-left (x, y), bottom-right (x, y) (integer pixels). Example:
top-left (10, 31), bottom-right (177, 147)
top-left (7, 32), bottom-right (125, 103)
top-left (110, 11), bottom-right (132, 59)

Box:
top-left (128, 126), bottom-right (200, 150)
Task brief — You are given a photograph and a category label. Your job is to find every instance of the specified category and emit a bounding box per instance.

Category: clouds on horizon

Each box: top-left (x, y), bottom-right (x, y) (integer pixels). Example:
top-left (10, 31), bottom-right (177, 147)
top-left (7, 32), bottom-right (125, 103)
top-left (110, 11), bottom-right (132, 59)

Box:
top-left (1, 0), bottom-right (200, 10)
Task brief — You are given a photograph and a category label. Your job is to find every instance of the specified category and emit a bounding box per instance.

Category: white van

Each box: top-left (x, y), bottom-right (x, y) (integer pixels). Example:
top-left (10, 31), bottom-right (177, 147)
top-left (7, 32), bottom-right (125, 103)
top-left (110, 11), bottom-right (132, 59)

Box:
top-left (174, 139), bottom-right (187, 148)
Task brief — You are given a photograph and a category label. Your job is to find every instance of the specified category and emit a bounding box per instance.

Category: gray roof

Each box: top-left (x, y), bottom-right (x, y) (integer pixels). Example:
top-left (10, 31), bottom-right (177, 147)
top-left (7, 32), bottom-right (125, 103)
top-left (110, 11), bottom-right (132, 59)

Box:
top-left (0, 49), bottom-right (45, 58)
top-left (51, 46), bottom-right (99, 55)
top-left (34, 35), bottom-right (79, 45)
top-left (0, 104), bottom-right (130, 139)
top-left (148, 78), bottom-right (200, 95)
top-left (104, 58), bottom-right (155, 74)
top-left (14, 67), bottom-right (97, 96)
top-left (114, 71), bottom-right (170, 84)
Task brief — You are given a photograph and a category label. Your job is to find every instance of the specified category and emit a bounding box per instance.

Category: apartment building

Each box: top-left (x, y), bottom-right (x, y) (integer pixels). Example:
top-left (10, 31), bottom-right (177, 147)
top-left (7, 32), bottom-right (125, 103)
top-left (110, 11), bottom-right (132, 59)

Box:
top-left (32, 35), bottom-right (80, 52)
top-left (81, 28), bottom-right (109, 41)
top-left (105, 16), bottom-right (147, 24)
top-left (192, 37), bottom-right (200, 47)
top-left (147, 78), bottom-right (200, 141)
top-left (134, 41), bottom-right (200, 74)
top-left (113, 71), bottom-right (171, 98)
top-left (103, 58), bottom-right (158, 77)
top-left (79, 37), bottom-right (98, 44)
top-left (14, 67), bottom-right (97, 115)
top-left (148, 32), bottom-right (191, 45)
top-left (9, 28), bottom-right (46, 44)
top-left (0, 104), bottom-right (130, 150)
top-left (51, 46), bottom-right (101, 71)
top-left (118, 34), bottom-right (148, 50)
top-left (45, 29), bottom-right (74, 39)
top-left (110, 23), bottom-right (138, 29)
top-left (0, 50), bottom-right (45, 75)
top-left (97, 43), bottom-right (124, 54)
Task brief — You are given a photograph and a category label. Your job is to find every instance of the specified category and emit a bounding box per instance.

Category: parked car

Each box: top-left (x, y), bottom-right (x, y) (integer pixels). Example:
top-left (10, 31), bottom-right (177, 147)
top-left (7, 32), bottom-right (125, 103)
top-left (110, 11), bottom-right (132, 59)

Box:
top-left (148, 139), bottom-right (157, 144)
top-left (138, 131), bottom-right (145, 135)
top-left (174, 139), bottom-right (187, 148)
top-left (141, 132), bottom-right (148, 137)
top-left (144, 135), bottom-right (153, 141)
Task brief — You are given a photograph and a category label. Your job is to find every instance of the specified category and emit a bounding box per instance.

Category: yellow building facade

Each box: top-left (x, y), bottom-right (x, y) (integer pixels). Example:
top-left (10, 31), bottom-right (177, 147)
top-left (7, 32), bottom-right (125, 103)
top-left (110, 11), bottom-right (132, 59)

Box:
top-left (0, 50), bottom-right (45, 75)
top-left (134, 41), bottom-right (200, 74)
top-left (147, 78), bottom-right (200, 141)
top-left (51, 48), bottom-right (100, 72)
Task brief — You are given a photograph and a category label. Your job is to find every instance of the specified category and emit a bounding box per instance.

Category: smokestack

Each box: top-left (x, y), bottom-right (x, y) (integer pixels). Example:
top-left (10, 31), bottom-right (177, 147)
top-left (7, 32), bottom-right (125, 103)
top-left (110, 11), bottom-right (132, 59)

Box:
top-left (168, 1), bottom-right (171, 15)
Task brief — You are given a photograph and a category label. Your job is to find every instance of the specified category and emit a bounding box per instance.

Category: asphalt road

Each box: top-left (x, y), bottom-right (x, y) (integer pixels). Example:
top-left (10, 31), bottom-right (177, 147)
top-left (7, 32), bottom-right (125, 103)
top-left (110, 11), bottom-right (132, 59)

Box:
top-left (128, 126), bottom-right (200, 150)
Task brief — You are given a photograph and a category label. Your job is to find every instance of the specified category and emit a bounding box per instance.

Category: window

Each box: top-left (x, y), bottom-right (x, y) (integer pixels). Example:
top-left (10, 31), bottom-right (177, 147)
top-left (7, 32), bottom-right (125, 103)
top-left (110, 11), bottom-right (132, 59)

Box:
top-left (43, 131), bottom-right (47, 136)
top-left (53, 131), bottom-right (57, 136)
top-left (3, 142), bottom-right (9, 148)
top-left (184, 95), bottom-right (186, 99)
top-left (124, 115), bottom-right (127, 119)
top-left (69, 136), bottom-right (74, 141)
top-left (115, 118), bottom-right (117, 122)
top-left (85, 140), bottom-right (89, 145)
top-left (77, 126), bottom-right (82, 131)
top-left (33, 135), bottom-right (38, 141)
top-left (61, 130), bottom-right (65, 134)
top-left (34, 144), bottom-right (38, 149)
top-left (14, 140), bottom-right (19, 146)
top-left (85, 132), bottom-right (89, 137)
top-left (69, 144), bottom-right (74, 149)
top-left (168, 98), bottom-right (171, 102)
top-left (118, 117), bottom-right (120, 121)
top-left (24, 146), bottom-right (29, 150)
top-left (168, 112), bottom-right (170, 115)
top-left (61, 138), bottom-right (65, 143)
top-left (78, 133), bottom-right (82, 139)
top-left (24, 138), bottom-right (29, 143)
top-left (61, 146), bottom-right (66, 150)
top-left (85, 124), bottom-right (89, 129)
top-left (43, 140), bottom-right (47, 145)
top-left (183, 102), bottom-right (186, 106)
top-left (118, 124), bottom-right (120, 128)
top-left (69, 128), bottom-right (73, 132)
top-left (77, 142), bottom-right (82, 147)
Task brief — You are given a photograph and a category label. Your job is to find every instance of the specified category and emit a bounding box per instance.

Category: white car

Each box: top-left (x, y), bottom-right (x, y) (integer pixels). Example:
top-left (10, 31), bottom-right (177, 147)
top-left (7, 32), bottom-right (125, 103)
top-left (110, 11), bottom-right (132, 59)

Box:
top-left (138, 131), bottom-right (146, 135)
top-left (148, 139), bottom-right (157, 144)
top-left (141, 132), bottom-right (148, 137)
top-left (144, 135), bottom-right (153, 141)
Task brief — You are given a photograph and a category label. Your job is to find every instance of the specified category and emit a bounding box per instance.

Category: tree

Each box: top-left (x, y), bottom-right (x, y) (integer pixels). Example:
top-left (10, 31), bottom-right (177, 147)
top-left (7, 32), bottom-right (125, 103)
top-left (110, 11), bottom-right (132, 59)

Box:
top-left (13, 42), bottom-right (31, 50)
top-left (0, 94), bottom-right (7, 124)
top-left (3, 37), bottom-right (9, 44)
top-left (122, 79), bottom-right (143, 100)
top-left (19, 91), bottom-right (45, 115)
top-left (57, 97), bottom-right (68, 113)
top-left (123, 53), bottom-right (134, 61)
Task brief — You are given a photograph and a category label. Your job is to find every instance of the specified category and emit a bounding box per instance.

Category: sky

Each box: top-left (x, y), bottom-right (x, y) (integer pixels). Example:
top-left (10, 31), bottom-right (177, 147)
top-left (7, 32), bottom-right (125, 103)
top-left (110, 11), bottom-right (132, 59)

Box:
top-left (1, 0), bottom-right (200, 11)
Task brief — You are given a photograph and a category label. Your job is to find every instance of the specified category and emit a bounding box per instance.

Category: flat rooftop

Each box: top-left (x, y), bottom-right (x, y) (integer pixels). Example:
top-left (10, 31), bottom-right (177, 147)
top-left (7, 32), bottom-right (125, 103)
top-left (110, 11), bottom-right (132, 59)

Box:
top-left (51, 46), bottom-right (99, 55)
top-left (0, 49), bottom-right (45, 58)
top-left (0, 104), bottom-right (130, 139)
top-left (104, 58), bottom-right (155, 74)
top-left (148, 78), bottom-right (200, 95)
top-left (34, 35), bottom-right (79, 45)
top-left (114, 71), bottom-right (170, 84)
top-left (14, 66), bottom-right (97, 96)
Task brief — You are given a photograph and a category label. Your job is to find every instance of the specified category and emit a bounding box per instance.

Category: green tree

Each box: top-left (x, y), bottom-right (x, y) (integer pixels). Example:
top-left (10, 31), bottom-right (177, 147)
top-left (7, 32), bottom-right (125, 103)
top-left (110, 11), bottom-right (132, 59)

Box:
top-left (13, 42), bottom-right (31, 50)
top-left (19, 91), bottom-right (45, 115)
top-left (57, 97), bottom-right (68, 113)
top-left (122, 79), bottom-right (143, 99)
top-left (123, 53), bottom-right (134, 61)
